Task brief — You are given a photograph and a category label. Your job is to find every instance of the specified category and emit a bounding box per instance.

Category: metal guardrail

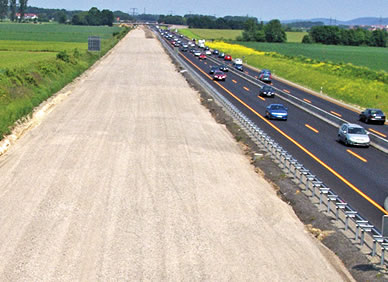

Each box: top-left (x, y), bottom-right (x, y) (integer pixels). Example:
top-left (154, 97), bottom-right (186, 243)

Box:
top-left (155, 29), bottom-right (388, 267)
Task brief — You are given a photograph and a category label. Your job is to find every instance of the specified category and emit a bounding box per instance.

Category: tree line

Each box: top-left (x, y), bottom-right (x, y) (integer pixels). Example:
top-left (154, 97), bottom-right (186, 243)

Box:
top-left (303, 26), bottom-right (388, 47)
top-left (71, 7), bottom-right (114, 26)
top-left (238, 19), bottom-right (287, 43)
top-left (0, 0), bottom-right (28, 21)
top-left (158, 15), bottom-right (250, 29)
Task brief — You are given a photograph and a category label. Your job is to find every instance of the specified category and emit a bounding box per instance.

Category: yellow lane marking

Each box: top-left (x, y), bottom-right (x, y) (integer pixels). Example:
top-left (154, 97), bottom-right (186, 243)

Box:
top-left (232, 79), bottom-right (237, 84)
top-left (347, 150), bottom-right (368, 163)
top-left (305, 124), bottom-right (319, 133)
top-left (283, 89), bottom-right (290, 93)
top-left (330, 111), bottom-right (342, 117)
top-left (243, 87), bottom-right (250, 91)
top-left (303, 98), bottom-right (312, 103)
top-left (255, 76), bottom-right (258, 79)
top-left (245, 71), bottom-right (249, 74)
top-left (369, 128), bottom-right (387, 138)
top-left (179, 52), bottom-right (387, 215)
top-left (258, 96), bottom-right (265, 101)
top-left (204, 62), bottom-right (207, 65)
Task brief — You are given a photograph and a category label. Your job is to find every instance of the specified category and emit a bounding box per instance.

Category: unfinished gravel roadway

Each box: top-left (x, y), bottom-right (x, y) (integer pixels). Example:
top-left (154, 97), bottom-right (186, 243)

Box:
top-left (0, 28), bottom-right (354, 281)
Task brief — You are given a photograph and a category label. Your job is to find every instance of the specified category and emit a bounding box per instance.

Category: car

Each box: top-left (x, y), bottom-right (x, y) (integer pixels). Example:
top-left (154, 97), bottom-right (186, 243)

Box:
top-left (209, 66), bottom-right (219, 74)
top-left (182, 43), bottom-right (188, 48)
top-left (224, 54), bottom-right (232, 61)
top-left (190, 48), bottom-right (196, 53)
top-left (180, 46), bottom-right (188, 52)
top-left (199, 53), bottom-right (207, 60)
top-left (259, 69), bottom-right (272, 83)
top-left (213, 70), bottom-right (226, 81)
top-left (260, 85), bottom-right (275, 97)
top-left (219, 64), bottom-right (228, 72)
top-left (359, 108), bottom-right (386, 125)
top-left (205, 50), bottom-right (212, 55)
top-left (213, 49), bottom-right (219, 55)
top-left (194, 50), bottom-right (201, 56)
top-left (337, 123), bottom-right (370, 147)
top-left (265, 104), bottom-right (288, 120)
top-left (234, 58), bottom-right (243, 65)
top-left (204, 46), bottom-right (210, 50)
top-left (234, 64), bottom-right (243, 71)
top-left (218, 52), bottom-right (225, 58)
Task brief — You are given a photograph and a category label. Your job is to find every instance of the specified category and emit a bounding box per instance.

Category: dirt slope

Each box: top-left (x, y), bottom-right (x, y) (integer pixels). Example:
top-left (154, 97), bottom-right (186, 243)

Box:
top-left (0, 28), bottom-right (353, 281)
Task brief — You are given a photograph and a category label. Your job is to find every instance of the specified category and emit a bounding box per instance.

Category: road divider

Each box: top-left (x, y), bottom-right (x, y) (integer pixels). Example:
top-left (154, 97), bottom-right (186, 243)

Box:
top-left (347, 149), bottom-right (368, 163)
top-left (305, 124), bottom-right (319, 133)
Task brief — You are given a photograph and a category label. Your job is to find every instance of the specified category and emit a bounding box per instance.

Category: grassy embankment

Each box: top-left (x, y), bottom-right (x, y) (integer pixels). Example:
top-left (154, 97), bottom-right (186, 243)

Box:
top-left (0, 23), bottom-right (129, 138)
top-left (206, 41), bottom-right (388, 113)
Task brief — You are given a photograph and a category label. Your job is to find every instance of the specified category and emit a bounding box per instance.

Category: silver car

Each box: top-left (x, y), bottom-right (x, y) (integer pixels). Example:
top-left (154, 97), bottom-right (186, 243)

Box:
top-left (337, 123), bottom-right (370, 147)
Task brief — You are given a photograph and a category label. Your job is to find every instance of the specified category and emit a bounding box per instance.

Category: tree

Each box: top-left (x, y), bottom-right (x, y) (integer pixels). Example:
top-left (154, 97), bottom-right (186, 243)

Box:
top-left (0, 0), bottom-right (8, 20)
top-left (302, 34), bottom-right (313, 44)
top-left (9, 0), bottom-right (16, 21)
top-left (101, 9), bottom-right (114, 26)
top-left (18, 0), bottom-right (27, 22)
top-left (86, 7), bottom-right (101, 25)
top-left (264, 19), bottom-right (286, 42)
top-left (72, 12), bottom-right (87, 25)
top-left (55, 10), bottom-right (67, 23)
top-left (371, 29), bottom-right (387, 47)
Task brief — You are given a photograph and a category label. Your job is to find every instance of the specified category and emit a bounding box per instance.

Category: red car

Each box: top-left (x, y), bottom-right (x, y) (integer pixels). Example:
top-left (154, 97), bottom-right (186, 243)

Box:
top-left (199, 53), bottom-right (207, 60)
top-left (213, 70), bottom-right (226, 81)
top-left (224, 54), bottom-right (232, 61)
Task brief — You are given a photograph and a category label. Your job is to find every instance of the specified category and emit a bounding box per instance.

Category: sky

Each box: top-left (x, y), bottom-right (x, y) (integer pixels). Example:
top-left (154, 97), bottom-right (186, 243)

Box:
top-left (28, 0), bottom-right (388, 21)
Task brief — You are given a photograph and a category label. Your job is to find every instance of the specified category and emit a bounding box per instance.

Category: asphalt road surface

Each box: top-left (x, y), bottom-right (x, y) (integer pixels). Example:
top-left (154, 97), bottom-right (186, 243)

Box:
top-left (0, 28), bottom-right (353, 281)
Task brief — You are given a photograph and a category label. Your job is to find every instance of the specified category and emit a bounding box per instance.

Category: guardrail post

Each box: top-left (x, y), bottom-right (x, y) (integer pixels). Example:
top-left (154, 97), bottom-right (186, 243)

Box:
top-left (345, 211), bottom-right (357, 231)
top-left (360, 224), bottom-right (374, 246)
top-left (372, 235), bottom-right (384, 256)
top-left (381, 243), bottom-right (388, 266)
top-left (335, 202), bottom-right (347, 220)
top-left (327, 194), bottom-right (338, 214)
top-left (319, 188), bottom-right (330, 206)
top-left (311, 180), bottom-right (322, 198)
top-left (355, 220), bottom-right (368, 241)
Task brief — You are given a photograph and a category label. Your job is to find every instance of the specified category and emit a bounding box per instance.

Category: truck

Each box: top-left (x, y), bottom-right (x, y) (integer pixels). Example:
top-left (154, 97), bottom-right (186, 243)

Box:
top-left (198, 39), bottom-right (205, 48)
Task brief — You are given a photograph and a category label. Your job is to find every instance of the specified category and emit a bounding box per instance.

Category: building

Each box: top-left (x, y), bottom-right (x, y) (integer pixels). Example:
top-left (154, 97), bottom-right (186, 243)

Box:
top-left (15, 13), bottom-right (39, 20)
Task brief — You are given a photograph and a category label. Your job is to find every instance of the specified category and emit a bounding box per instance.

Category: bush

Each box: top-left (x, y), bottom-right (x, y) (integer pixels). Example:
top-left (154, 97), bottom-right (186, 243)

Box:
top-left (302, 35), bottom-right (313, 44)
top-left (56, 51), bottom-right (70, 63)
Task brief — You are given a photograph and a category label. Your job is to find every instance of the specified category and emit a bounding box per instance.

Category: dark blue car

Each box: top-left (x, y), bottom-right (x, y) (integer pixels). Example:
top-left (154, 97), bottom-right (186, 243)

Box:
top-left (265, 104), bottom-right (288, 120)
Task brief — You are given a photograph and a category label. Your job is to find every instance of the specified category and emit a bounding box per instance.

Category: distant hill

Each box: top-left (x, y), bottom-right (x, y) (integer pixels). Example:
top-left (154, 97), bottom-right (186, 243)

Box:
top-left (283, 17), bottom-right (388, 26)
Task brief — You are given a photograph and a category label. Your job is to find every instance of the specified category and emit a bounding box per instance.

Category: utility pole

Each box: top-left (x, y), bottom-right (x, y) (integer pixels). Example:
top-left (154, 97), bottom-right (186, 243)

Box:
top-left (130, 8), bottom-right (137, 17)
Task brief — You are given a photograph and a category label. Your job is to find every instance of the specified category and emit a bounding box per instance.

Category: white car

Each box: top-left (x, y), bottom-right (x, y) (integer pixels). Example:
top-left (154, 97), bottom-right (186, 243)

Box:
top-left (337, 123), bottom-right (370, 147)
top-left (194, 50), bottom-right (201, 56)
top-left (234, 58), bottom-right (243, 65)
top-left (205, 50), bottom-right (211, 55)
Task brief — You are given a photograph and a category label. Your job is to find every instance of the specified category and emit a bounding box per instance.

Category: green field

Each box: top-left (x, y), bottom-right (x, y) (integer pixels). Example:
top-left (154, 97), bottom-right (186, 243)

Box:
top-left (0, 40), bottom-right (86, 52)
top-left (0, 51), bottom-right (57, 68)
top-left (237, 42), bottom-right (388, 72)
top-left (286, 32), bottom-right (307, 43)
top-left (0, 22), bottom-right (128, 139)
top-left (179, 28), bottom-right (243, 40)
top-left (0, 23), bottom-right (122, 42)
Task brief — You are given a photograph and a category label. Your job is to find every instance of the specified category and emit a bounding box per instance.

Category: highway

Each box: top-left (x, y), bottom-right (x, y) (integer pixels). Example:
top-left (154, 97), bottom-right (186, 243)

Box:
top-left (157, 29), bottom-right (388, 229)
